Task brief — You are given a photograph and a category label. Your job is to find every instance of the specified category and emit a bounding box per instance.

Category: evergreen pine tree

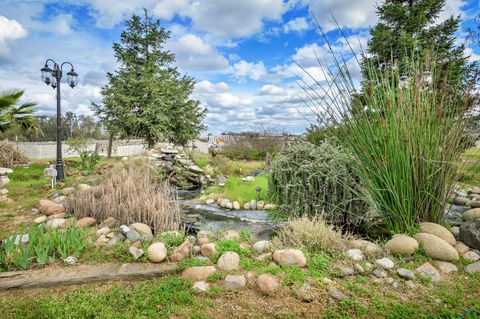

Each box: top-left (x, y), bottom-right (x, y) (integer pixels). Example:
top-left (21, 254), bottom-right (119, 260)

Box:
top-left (93, 9), bottom-right (206, 148)
top-left (363, 0), bottom-right (473, 90)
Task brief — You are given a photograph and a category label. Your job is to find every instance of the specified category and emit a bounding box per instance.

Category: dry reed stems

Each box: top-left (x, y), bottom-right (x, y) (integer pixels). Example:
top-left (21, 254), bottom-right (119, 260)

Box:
top-left (65, 164), bottom-right (180, 233)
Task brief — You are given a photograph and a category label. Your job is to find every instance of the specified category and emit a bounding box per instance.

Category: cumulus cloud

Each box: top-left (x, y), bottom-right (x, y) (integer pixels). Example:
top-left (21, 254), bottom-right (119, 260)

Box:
top-left (232, 60), bottom-right (267, 81)
top-left (88, 0), bottom-right (158, 28)
top-left (296, 0), bottom-right (377, 31)
top-left (259, 84), bottom-right (284, 95)
top-left (284, 17), bottom-right (309, 33)
top-left (154, 0), bottom-right (286, 38)
top-left (0, 16), bottom-right (27, 58)
top-left (195, 80), bottom-right (230, 93)
top-left (169, 34), bottom-right (229, 71)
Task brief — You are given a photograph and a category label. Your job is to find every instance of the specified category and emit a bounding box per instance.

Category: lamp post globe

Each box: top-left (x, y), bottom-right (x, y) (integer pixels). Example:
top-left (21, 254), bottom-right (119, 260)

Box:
top-left (40, 59), bottom-right (78, 181)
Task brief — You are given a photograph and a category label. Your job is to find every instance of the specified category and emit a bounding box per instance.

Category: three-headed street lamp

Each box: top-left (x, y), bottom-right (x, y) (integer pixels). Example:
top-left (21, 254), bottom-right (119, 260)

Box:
top-left (40, 59), bottom-right (78, 181)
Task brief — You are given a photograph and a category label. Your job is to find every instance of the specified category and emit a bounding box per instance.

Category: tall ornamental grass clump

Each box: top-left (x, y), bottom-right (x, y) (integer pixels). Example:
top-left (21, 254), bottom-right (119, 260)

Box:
top-left (268, 141), bottom-right (373, 229)
top-left (301, 50), bottom-right (477, 234)
top-left (65, 164), bottom-right (181, 233)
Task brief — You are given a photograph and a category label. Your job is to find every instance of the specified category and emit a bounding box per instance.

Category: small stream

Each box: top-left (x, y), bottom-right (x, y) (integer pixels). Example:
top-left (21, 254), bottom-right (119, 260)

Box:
top-left (176, 189), bottom-right (282, 239)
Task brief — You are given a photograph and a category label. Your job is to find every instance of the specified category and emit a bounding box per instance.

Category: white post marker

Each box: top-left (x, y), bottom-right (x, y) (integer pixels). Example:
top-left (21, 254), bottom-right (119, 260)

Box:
top-left (44, 165), bottom-right (58, 189)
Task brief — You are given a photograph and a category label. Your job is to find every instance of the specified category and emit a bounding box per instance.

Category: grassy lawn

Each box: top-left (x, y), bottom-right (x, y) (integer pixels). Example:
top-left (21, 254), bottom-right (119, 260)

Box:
top-left (458, 147), bottom-right (480, 187)
top-left (0, 249), bottom-right (479, 319)
top-left (207, 175), bottom-right (270, 205)
top-left (189, 151), bottom-right (264, 177)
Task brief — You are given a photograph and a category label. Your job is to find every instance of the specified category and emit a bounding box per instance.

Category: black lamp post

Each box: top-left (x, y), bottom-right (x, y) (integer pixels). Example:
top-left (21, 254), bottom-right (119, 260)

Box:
top-left (40, 59), bottom-right (78, 181)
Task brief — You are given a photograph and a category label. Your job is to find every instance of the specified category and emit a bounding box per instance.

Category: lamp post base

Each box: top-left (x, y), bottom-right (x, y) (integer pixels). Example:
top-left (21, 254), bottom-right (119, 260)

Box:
top-left (56, 160), bottom-right (65, 181)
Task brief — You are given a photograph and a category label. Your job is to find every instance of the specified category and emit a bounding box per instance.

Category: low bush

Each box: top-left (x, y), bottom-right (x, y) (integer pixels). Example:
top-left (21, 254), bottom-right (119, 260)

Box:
top-left (65, 164), bottom-right (180, 234)
top-left (65, 138), bottom-right (100, 174)
top-left (271, 217), bottom-right (347, 255)
top-left (268, 141), bottom-right (373, 229)
top-left (220, 133), bottom-right (286, 161)
top-left (0, 142), bottom-right (27, 167)
top-left (210, 155), bottom-right (264, 176)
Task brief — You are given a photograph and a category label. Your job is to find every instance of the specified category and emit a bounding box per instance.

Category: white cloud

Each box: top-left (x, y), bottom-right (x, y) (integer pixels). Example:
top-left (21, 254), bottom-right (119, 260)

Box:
top-left (297, 0), bottom-right (377, 32)
top-left (438, 0), bottom-right (467, 23)
top-left (195, 80), bottom-right (229, 93)
top-left (154, 0), bottom-right (286, 38)
top-left (88, 0), bottom-right (158, 28)
top-left (169, 34), bottom-right (229, 71)
top-left (0, 16), bottom-right (27, 58)
top-left (214, 92), bottom-right (253, 107)
top-left (284, 17), bottom-right (309, 33)
top-left (259, 84), bottom-right (284, 95)
top-left (153, 0), bottom-right (190, 20)
top-left (233, 60), bottom-right (267, 81)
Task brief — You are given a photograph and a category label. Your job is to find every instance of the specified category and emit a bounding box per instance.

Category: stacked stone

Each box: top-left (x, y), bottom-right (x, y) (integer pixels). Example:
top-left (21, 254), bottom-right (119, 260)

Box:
top-left (149, 148), bottom-right (213, 189)
top-left (0, 168), bottom-right (13, 203)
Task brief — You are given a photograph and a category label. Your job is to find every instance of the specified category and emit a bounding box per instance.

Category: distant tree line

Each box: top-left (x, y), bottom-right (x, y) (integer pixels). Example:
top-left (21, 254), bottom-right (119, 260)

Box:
top-left (0, 112), bottom-right (107, 142)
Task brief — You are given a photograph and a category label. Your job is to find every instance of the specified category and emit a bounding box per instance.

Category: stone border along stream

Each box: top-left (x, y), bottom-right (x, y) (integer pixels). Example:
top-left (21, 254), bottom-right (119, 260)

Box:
top-left (0, 262), bottom-right (178, 291)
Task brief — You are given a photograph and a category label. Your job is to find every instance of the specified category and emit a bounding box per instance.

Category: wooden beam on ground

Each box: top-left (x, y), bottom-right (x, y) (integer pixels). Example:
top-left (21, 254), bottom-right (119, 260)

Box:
top-left (0, 262), bottom-right (178, 291)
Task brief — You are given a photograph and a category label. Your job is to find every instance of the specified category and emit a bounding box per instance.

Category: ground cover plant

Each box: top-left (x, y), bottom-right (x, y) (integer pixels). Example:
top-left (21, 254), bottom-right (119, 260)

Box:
top-left (65, 163), bottom-right (180, 233)
top-left (0, 225), bottom-right (90, 271)
top-left (268, 141), bottom-right (372, 229)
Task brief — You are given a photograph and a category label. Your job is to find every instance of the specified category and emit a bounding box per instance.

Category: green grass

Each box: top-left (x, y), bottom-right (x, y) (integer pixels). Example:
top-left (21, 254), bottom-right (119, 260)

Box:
top-left (458, 147), bottom-right (480, 186)
top-left (208, 175), bottom-right (270, 205)
top-left (0, 276), bottom-right (207, 319)
top-left (188, 151), bottom-right (212, 169)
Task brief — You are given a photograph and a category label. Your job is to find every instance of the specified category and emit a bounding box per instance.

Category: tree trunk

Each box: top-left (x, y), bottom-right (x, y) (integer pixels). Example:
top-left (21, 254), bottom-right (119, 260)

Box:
top-left (107, 131), bottom-right (114, 158)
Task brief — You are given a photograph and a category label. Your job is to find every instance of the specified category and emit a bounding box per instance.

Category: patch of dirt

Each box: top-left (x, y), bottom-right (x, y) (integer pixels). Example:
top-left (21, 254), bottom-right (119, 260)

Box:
top-left (204, 287), bottom-right (330, 319)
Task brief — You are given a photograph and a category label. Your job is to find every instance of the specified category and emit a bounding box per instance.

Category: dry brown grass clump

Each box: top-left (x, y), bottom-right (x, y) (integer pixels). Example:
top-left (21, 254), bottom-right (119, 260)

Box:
top-left (271, 216), bottom-right (348, 254)
top-left (65, 164), bottom-right (180, 233)
top-left (0, 142), bottom-right (27, 167)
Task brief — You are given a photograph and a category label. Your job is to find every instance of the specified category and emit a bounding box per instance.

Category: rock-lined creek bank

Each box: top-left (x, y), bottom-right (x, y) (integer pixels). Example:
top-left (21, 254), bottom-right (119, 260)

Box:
top-left (179, 195), bottom-right (283, 239)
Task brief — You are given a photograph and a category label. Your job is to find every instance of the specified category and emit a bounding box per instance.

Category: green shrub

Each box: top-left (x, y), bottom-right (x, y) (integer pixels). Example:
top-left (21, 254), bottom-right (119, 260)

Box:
top-left (268, 141), bottom-right (373, 228)
top-left (220, 133), bottom-right (286, 161)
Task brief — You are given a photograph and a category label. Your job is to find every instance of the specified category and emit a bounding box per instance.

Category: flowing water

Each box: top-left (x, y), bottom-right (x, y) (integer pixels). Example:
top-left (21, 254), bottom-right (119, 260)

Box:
top-left (176, 189), bottom-right (282, 239)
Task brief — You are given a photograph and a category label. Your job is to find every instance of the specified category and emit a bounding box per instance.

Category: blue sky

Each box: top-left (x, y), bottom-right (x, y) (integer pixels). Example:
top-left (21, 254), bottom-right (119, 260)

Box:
top-left (0, 0), bottom-right (479, 134)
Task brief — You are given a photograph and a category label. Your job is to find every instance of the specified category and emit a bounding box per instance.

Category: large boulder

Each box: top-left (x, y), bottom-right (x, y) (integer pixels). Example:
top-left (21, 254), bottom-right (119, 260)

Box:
top-left (349, 239), bottom-right (383, 257)
top-left (200, 243), bottom-right (217, 258)
top-left (76, 217), bottom-right (96, 228)
top-left (463, 208), bottom-right (480, 221)
top-left (385, 234), bottom-right (418, 255)
top-left (130, 223), bottom-right (153, 237)
top-left (459, 220), bottom-right (480, 250)
top-left (217, 252), bottom-right (240, 271)
top-left (196, 230), bottom-right (213, 246)
top-left (413, 233), bottom-right (459, 261)
top-left (415, 262), bottom-right (441, 282)
top-left (98, 217), bottom-right (117, 228)
top-left (181, 266), bottom-right (216, 281)
top-left (272, 249), bottom-right (307, 267)
top-left (419, 222), bottom-right (456, 246)
top-left (256, 274), bottom-right (279, 295)
top-left (147, 242), bottom-right (167, 263)
top-left (465, 261), bottom-right (480, 273)
top-left (253, 240), bottom-right (271, 254)
top-left (223, 275), bottom-right (246, 290)
top-left (38, 199), bottom-right (65, 216)
top-left (170, 239), bottom-right (191, 262)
